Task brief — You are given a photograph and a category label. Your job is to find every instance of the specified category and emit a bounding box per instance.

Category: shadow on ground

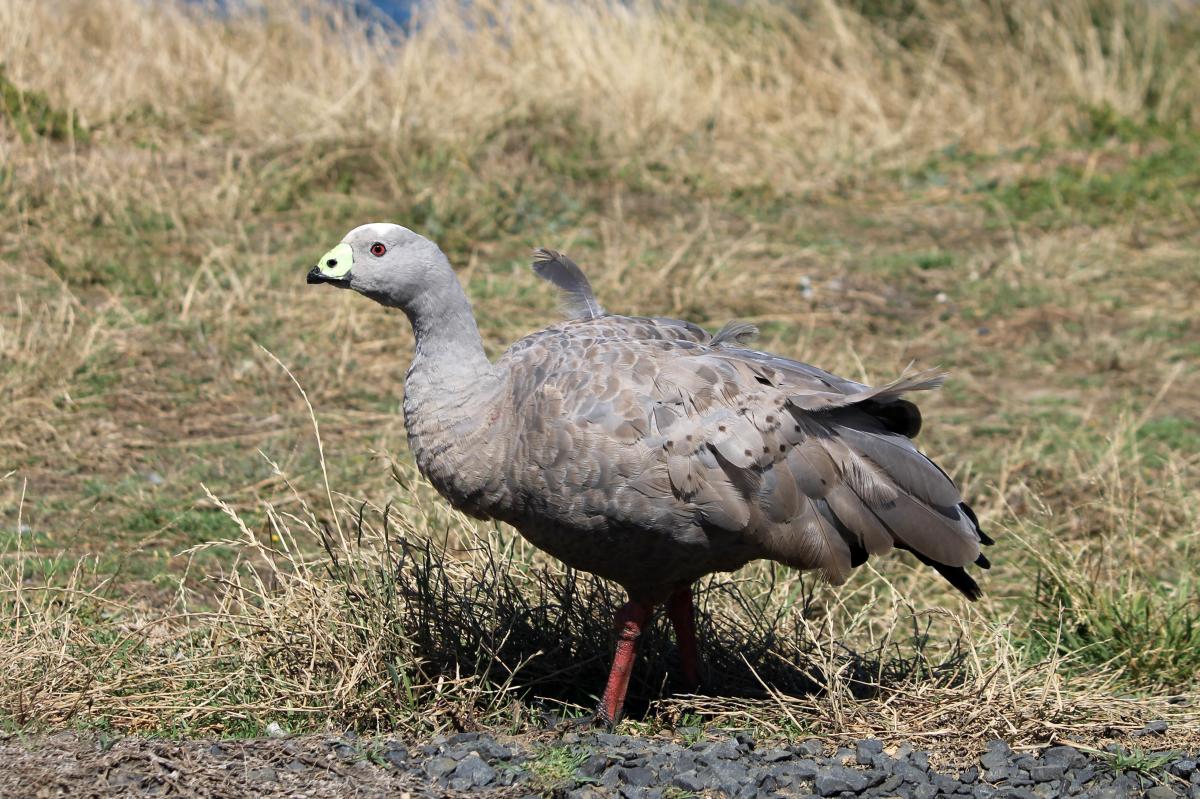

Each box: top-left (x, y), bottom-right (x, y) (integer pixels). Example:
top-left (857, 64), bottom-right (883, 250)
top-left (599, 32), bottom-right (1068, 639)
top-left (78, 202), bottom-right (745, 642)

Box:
top-left (341, 512), bottom-right (969, 721)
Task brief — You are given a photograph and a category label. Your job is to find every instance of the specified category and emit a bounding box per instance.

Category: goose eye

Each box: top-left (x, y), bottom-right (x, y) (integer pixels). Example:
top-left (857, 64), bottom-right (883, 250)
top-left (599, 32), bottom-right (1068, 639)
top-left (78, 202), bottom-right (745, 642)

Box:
top-left (369, 242), bottom-right (387, 257)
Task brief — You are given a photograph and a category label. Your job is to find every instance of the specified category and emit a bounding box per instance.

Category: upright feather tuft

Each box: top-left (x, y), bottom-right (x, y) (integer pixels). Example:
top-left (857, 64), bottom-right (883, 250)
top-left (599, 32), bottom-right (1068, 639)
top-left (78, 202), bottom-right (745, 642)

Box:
top-left (532, 248), bottom-right (606, 320)
top-left (710, 320), bottom-right (760, 347)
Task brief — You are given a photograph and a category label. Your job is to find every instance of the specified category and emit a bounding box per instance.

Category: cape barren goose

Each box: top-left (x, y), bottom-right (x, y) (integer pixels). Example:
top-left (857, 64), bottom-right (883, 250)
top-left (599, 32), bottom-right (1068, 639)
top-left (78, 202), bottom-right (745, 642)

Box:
top-left (307, 223), bottom-right (992, 724)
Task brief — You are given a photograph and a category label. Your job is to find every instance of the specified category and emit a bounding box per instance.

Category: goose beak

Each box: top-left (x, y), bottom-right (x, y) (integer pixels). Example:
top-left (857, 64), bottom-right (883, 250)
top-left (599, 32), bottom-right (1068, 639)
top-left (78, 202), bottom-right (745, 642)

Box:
top-left (308, 242), bottom-right (354, 286)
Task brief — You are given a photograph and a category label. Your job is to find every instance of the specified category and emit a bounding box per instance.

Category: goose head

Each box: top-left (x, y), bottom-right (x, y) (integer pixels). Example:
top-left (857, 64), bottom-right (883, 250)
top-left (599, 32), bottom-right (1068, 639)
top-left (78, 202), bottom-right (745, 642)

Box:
top-left (307, 222), bottom-right (455, 311)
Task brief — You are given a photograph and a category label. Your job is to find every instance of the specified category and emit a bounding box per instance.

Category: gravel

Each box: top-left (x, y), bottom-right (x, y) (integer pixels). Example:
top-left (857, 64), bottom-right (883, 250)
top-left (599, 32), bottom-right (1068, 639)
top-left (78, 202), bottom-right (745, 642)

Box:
top-left (2, 728), bottom-right (1198, 797)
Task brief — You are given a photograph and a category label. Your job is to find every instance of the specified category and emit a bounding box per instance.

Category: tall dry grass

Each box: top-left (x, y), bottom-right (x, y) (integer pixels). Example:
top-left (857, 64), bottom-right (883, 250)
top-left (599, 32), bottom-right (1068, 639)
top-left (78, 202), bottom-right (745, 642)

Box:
top-left (3, 0), bottom-right (1197, 190)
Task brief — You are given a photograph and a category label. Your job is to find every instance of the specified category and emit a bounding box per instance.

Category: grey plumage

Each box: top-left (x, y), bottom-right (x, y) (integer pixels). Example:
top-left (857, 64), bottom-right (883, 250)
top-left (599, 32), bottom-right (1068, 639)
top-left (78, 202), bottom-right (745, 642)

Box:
top-left (310, 224), bottom-right (992, 611)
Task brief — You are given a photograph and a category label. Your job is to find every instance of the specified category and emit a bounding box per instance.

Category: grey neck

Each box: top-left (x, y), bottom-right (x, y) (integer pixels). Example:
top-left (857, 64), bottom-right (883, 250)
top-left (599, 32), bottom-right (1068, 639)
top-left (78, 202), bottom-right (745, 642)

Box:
top-left (402, 277), bottom-right (499, 408)
top-left (400, 272), bottom-right (509, 514)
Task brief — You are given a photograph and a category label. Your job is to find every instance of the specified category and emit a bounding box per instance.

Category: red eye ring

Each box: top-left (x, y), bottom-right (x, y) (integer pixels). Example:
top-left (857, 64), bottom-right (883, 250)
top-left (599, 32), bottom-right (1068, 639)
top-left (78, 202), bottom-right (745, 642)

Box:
top-left (369, 242), bottom-right (387, 257)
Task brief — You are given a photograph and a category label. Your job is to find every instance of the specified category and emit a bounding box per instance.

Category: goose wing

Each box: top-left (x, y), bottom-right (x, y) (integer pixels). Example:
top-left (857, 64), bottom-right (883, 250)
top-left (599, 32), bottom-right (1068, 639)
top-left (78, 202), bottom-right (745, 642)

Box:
top-left (511, 325), bottom-right (990, 597)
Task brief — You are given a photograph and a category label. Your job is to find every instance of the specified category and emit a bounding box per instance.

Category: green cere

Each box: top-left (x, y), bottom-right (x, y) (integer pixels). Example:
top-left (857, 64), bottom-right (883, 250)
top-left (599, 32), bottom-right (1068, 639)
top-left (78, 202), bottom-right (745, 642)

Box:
top-left (315, 242), bottom-right (354, 279)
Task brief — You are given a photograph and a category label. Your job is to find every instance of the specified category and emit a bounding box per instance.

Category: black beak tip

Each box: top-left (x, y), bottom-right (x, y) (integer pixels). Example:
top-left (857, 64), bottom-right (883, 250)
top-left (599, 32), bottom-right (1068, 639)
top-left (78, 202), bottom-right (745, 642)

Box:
top-left (306, 267), bottom-right (325, 285)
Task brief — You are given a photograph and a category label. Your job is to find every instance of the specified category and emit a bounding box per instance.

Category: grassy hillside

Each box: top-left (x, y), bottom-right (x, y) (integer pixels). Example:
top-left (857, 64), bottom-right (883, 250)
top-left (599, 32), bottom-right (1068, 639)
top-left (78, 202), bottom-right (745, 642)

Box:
top-left (1, 0), bottom-right (1198, 752)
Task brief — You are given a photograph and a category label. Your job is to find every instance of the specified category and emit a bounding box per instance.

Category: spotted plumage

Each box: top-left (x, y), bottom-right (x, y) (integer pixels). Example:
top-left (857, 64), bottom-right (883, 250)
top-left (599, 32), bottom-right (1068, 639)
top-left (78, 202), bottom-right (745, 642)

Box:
top-left (308, 223), bottom-right (993, 723)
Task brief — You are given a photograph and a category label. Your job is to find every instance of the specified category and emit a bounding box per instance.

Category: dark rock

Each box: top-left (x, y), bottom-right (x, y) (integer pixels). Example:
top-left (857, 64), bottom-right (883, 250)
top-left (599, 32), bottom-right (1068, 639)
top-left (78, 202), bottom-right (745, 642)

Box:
top-left (580, 753), bottom-right (611, 778)
top-left (712, 760), bottom-right (751, 793)
top-left (649, 753), bottom-right (685, 773)
top-left (734, 731), bottom-right (756, 750)
top-left (447, 732), bottom-right (480, 745)
top-left (856, 739), bottom-right (884, 766)
top-left (620, 767), bottom-right (654, 788)
top-left (959, 766), bottom-right (979, 784)
top-left (598, 767), bottom-right (622, 789)
top-left (619, 786), bottom-right (646, 799)
top-left (1030, 764), bottom-right (1065, 782)
top-left (285, 759), bottom-right (306, 772)
top-left (1144, 787), bottom-right (1175, 799)
top-left (712, 739), bottom-right (741, 759)
top-left (246, 767), bottom-right (277, 782)
top-left (1031, 783), bottom-right (1058, 799)
top-left (1004, 790), bottom-right (1039, 799)
top-left (1133, 720), bottom-right (1169, 737)
top-left (761, 747), bottom-right (793, 763)
top-left (423, 756), bottom-right (458, 780)
top-left (1114, 772), bottom-right (1144, 788)
top-left (1042, 746), bottom-right (1086, 769)
top-left (567, 788), bottom-right (606, 799)
top-left (933, 774), bottom-right (961, 793)
top-left (1074, 765), bottom-right (1096, 783)
top-left (788, 758), bottom-right (820, 779)
top-left (908, 751), bottom-right (930, 772)
top-left (878, 773), bottom-right (903, 792)
top-left (595, 733), bottom-right (630, 749)
top-left (980, 748), bottom-right (1011, 771)
top-left (758, 773), bottom-right (781, 792)
top-left (475, 739), bottom-right (513, 761)
top-left (795, 739), bottom-right (825, 757)
top-left (333, 743), bottom-right (358, 761)
top-left (453, 753), bottom-right (497, 787)
top-left (207, 744), bottom-right (229, 759)
top-left (815, 765), bottom-right (870, 796)
top-left (871, 752), bottom-right (895, 770)
top-left (1088, 789), bottom-right (1127, 799)
top-left (913, 783), bottom-right (939, 799)
top-left (672, 770), bottom-right (708, 793)
top-left (984, 767), bottom-right (1013, 783)
top-left (1171, 759), bottom-right (1197, 778)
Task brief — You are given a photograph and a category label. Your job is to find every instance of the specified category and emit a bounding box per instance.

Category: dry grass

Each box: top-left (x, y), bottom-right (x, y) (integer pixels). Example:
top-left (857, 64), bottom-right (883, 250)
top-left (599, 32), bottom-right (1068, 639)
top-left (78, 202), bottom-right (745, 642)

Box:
top-left (1, 0), bottom-right (1199, 755)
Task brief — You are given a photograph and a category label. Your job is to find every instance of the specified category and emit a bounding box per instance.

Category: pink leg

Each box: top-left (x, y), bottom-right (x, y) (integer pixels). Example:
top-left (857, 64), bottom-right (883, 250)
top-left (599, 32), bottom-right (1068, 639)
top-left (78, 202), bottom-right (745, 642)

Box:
top-left (668, 586), bottom-right (701, 692)
top-left (597, 599), bottom-right (653, 725)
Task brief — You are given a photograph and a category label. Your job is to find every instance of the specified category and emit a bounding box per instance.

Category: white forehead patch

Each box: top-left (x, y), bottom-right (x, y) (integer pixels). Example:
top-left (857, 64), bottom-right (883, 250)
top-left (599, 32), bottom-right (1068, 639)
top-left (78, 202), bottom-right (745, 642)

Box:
top-left (344, 222), bottom-right (410, 243)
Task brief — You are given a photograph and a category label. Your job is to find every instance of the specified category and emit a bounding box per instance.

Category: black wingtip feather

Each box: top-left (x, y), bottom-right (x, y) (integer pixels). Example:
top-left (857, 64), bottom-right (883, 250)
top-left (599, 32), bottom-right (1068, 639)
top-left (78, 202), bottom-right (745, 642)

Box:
top-left (861, 398), bottom-right (923, 438)
top-left (901, 545), bottom-right (984, 600)
top-left (934, 563), bottom-right (983, 601)
top-left (960, 502), bottom-right (994, 546)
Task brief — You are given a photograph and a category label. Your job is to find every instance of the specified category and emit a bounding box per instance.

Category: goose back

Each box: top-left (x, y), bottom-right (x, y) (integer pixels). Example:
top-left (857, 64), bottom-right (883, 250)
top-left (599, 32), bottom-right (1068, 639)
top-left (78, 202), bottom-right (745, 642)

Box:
top-left (486, 315), bottom-right (988, 602)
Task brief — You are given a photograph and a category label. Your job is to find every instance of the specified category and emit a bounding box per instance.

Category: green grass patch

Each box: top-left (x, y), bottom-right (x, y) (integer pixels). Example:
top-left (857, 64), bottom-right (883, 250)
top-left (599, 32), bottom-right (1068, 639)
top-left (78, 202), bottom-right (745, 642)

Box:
top-left (525, 744), bottom-right (594, 791)
top-left (1028, 570), bottom-right (1200, 691)
top-left (0, 64), bottom-right (89, 144)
